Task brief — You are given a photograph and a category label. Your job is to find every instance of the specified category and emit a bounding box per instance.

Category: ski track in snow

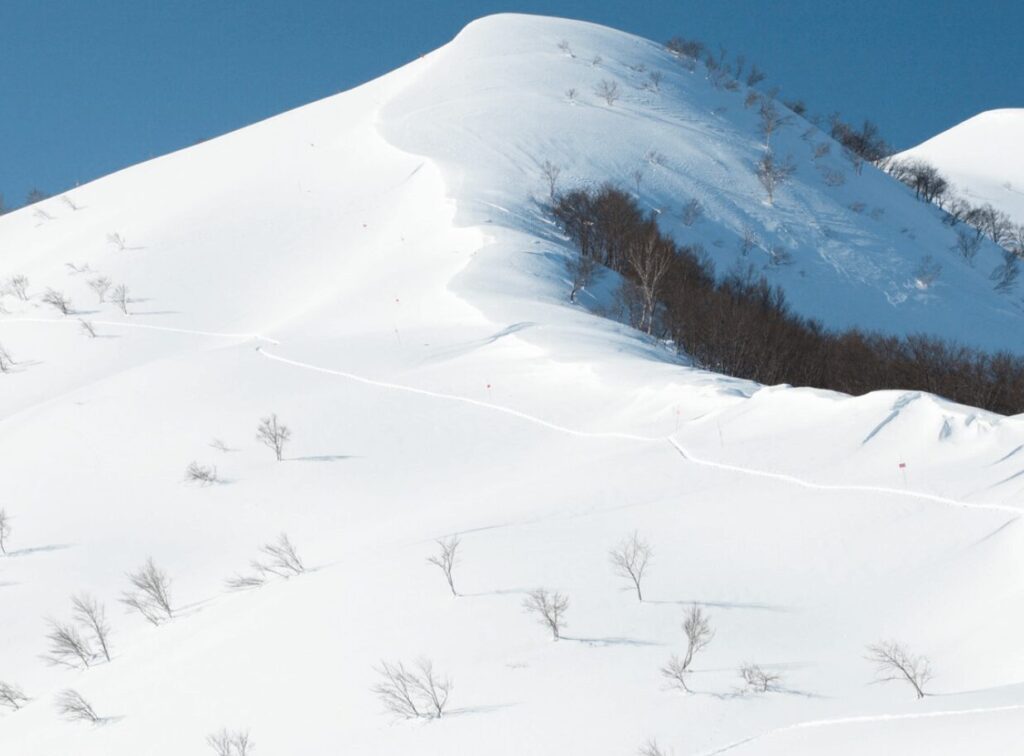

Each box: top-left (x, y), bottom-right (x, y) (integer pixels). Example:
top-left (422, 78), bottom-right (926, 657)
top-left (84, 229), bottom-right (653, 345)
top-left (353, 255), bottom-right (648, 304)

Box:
top-left (254, 346), bottom-right (1023, 518)
top-left (3, 313), bottom-right (1018, 517)
top-left (696, 703), bottom-right (1024, 755)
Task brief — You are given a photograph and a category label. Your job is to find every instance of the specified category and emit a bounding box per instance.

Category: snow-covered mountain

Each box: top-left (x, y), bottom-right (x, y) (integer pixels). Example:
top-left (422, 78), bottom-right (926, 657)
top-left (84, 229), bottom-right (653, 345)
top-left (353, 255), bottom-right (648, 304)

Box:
top-left (2, 14), bottom-right (1024, 756)
top-left (897, 109), bottom-right (1024, 227)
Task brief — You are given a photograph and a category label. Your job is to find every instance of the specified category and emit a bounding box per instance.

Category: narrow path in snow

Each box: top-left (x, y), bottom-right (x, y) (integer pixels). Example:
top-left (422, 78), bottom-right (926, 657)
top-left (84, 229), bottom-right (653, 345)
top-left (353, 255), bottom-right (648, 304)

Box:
top-left (697, 702), bottom-right (1024, 755)
top-left (3, 314), bottom-right (1016, 518)
top-left (256, 346), bottom-right (1022, 518)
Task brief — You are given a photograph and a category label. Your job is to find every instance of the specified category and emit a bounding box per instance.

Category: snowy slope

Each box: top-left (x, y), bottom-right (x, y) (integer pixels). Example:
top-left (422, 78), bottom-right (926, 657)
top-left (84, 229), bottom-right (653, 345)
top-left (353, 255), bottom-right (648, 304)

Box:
top-left (897, 109), bottom-right (1024, 226)
top-left (2, 13), bottom-right (1024, 756)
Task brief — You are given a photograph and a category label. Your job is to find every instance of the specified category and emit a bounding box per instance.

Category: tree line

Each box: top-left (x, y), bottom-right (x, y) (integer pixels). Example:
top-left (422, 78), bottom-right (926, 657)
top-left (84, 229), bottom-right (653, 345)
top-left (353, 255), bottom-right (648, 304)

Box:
top-left (552, 185), bottom-right (1024, 415)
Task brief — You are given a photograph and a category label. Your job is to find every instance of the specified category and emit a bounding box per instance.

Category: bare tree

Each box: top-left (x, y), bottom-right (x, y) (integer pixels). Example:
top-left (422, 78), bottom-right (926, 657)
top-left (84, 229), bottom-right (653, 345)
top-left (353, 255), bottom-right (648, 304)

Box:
top-left (209, 438), bottom-right (234, 453)
top-left (44, 620), bottom-right (94, 668)
top-left (207, 729), bottom-right (253, 756)
top-left (596, 79), bottom-right (621, 106)
top-left (107, 233), bottom-right (128, 251)
top-left (65, 262), bottom-right (92, 275)
top-left (756, 150), bottom-right (796, 205)
top-left (648, 70), bottom-right (663, 91)
top-left (427, 535), bottom-right (460, 597)
top-left (568, 251), bottom-right (597, 303)
top-left (866, 640), bottom-right (932, 699)
top-left (256, 414), bottom-right (291, 461)
top-left (121, 558), bottom-right (173, 625)
top-left (0, 681), bottom-right (29, 711)
top-left (913, 255), bottom-right (942, 289)
top-left (79, 319), bottom-right (97, 338)
top-left (88, 276), bottom-right (111, 303)
top-left (758, 98), bottom-right (792, 148)
top-left (42, 288), bottom-right (72, 315)
top-left (254, 533), bottom-right (305, 578)
top-left (556, 39), bottom-right (574, 58)
top-left (55, 689), bottom-right (101, 723)
top-left (661, 604), bottom-right (713, 692)
top-left (185, 461), bottom-right (219, 485)
top-left (626, 230), bottom-right (675, 334)
top-left (110, 284), bottom-right (129, 315)
top-left (61, 195), bottom-right (81, 211)
top-left (591, 54), bottom-right (602, 67)
top-left (540, 160), bottom-right (562, 200)
top-left (746, 65), bottom-right (766, 87)
top-left (681, 198), bottom-right (703, 226)
top-left (565, 87), bottom-right (578, 103)
top-left (374, 659), bottom-right (452, 719)
top-left (72, 594), bottom-right (112, 663)
top-left (631, 167), bottom-right (644, 196)
top-left (609, 531), bottom-right (652, 601)
top-left (739, 226), bottom-right (758, 256)
top-left (0, 508), bottom-right (10, 553)
top-left (739, 663), bottom-right (783, 693)
top-left (6, 275), bottom-right (29, 300)
top-left (0, 344), bottom-right (13, 374)
top-left (523, 588), bottom-right (569, 640)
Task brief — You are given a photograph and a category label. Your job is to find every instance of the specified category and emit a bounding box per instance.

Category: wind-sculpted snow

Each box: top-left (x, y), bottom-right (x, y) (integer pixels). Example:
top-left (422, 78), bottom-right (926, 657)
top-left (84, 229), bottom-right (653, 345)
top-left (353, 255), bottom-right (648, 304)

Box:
top-left (2, 12), bottom-right (1024, 756)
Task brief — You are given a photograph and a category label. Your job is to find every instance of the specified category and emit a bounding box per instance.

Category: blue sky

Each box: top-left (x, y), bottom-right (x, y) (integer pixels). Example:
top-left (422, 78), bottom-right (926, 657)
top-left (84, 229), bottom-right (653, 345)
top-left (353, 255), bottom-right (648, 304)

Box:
top-left (0, 0), bottom-right (1019, 207)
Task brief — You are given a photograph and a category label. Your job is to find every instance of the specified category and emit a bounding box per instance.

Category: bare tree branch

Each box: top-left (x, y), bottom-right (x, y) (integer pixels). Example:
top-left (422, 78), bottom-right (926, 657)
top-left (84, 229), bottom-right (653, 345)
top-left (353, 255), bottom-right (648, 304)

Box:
top-left (523, 588), bottom-right (569, 640)
top-left (866, 640), bottom-right (932, 699)
top-left (427, 535), bottom-right (460, 597)
top-left (609, 531), bottom-right (652, 601)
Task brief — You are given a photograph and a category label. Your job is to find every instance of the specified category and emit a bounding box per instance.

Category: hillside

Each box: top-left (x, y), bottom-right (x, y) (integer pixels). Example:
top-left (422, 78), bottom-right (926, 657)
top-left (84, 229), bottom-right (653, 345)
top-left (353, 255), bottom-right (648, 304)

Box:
top-left (2, 13), bottom-right (1024, 756)
top-left (897, 109), bottom-right (1024, 226)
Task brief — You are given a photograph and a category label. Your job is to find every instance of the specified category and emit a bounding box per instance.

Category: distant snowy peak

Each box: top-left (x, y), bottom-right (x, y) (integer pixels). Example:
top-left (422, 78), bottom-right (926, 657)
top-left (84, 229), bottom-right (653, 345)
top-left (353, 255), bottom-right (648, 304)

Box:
top-left (897, 109), bottom-right (1024, 225)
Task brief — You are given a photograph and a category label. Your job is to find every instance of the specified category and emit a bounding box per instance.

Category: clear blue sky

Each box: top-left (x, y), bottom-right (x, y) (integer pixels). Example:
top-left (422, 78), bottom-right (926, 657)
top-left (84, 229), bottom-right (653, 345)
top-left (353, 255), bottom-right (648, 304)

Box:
top-left (1, 0), bottom-right (1019, 207)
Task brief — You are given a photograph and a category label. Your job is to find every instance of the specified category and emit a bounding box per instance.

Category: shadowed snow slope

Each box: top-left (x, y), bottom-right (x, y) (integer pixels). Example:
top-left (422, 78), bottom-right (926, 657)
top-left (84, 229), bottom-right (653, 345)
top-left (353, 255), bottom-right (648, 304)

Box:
top-left (2, 13), bottom-right (1024, 756)
top-left (897, 109), bottom-right (1024, 226)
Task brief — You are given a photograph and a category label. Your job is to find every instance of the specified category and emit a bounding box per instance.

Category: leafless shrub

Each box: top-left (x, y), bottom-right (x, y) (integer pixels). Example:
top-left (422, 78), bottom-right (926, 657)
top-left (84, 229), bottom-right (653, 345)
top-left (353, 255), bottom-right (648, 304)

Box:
top-left (849, 201), bottom-right (867, 214)
top-left (843, 147), bottom-right (864, 175)
top-left (568, 251), bottom-right (597, 303)
top-left (72, 594), bottom-right (112, 662)
top-left (591, 54), bottom-right (602, 67)
top-left (631, 167), bottom-right (644, 195)
top-left (207, 728), bottom-right (254, 756)
top-left (639, 739), bottom-right (670, 756)
top-left (739, 663), bottom-right (783, 693)
top-left (596, 79), bottom-right (621, 106)
top-left (65, 262), bottom-right (92, 275)
top-left (55, 689), bottom-right (101, 723)
top-left (756, 150), bottom-right (796, 205)
top-left (556, 39), bottom-right (574, 58)
top-left (991, 249), bottom-right (1020, 294)
top-left (813, 142), bottom-right (831, 159)
top-left (820, 166), bottom-right (846, 187)
top-left (256, 414), bottom-right (291, 461)
top-left (61, 195), bottom-right (81, 211)
top-left (79, 319), bottom-right (97, 338)
top-left (523, 588), bottom-right (569, 640)
top-left (110, 284), bottom-right (129, 315)
top-left (88, 276), bottom-right (111, 303)
top-left (952, 228), bottom-right (981, 265)
top-left (743, 90), bottom-right (759, 109)
top-left (758, 98), bottom-right (792, 148)
top-left (185, 461), bottom-right (219, 485)
top-left (661, 604), bottom-right (713, 692)
top-left (746, 65), bottom-right (766, 87)
top-left (681, 198), bottom-right (703, 226)
top-left (42, 288), bottom-right (72, 315)
top-left (644, 150), bottom-right (666, 166)
top-left (565, 87), bottom-right (578, 103)
top-left (33, 208), bottom-right (53, 223)
top-left (609, 531), bottom-right (652, 601)
top-left (0, 344), bottom-right (12, 374)
top-left (913, 255), bottom-right (942, 289)
top-left (0, 681), bottom-right (29, 710)
top-left (209, 438), bottom-right (236, 453)
top-left (0, 508), bottom-right (9, 552)
top-left (648, 71), bottom-right (663, 90)
top-left (253, 533), bottom-right (305, 578)
top-left (5, 275), bottom-right (29, 300)
top-left (427, 535), bottom-right (460, 597)
top-left (767, 245), bottom-right (794, 267)
top-left (739, 226), bottom-right (758, 256)
top-left (866, 640), bottom-right (932, 699)
top-left (540, 160), bottom-right (562, 201)
top-left (107, 233), bottom-right (127, 251)
top-left (44, 620), bottom-right (94, 668)
top-left (121, 558), bottom-right (173, 625)
top-left (374, 658), bottom-right (452, 719)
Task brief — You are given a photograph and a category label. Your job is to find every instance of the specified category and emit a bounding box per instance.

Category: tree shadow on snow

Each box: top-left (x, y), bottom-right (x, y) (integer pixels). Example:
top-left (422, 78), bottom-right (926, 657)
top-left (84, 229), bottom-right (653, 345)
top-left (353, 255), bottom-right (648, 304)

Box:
top-left (3, 543), bottom-right (74, 558)
top-left (646, 598), bottom-right (794, 613)
top-left (288, 455), bottom-right (357, 462)
top-left (561, 635), bottom-right (661, 647)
